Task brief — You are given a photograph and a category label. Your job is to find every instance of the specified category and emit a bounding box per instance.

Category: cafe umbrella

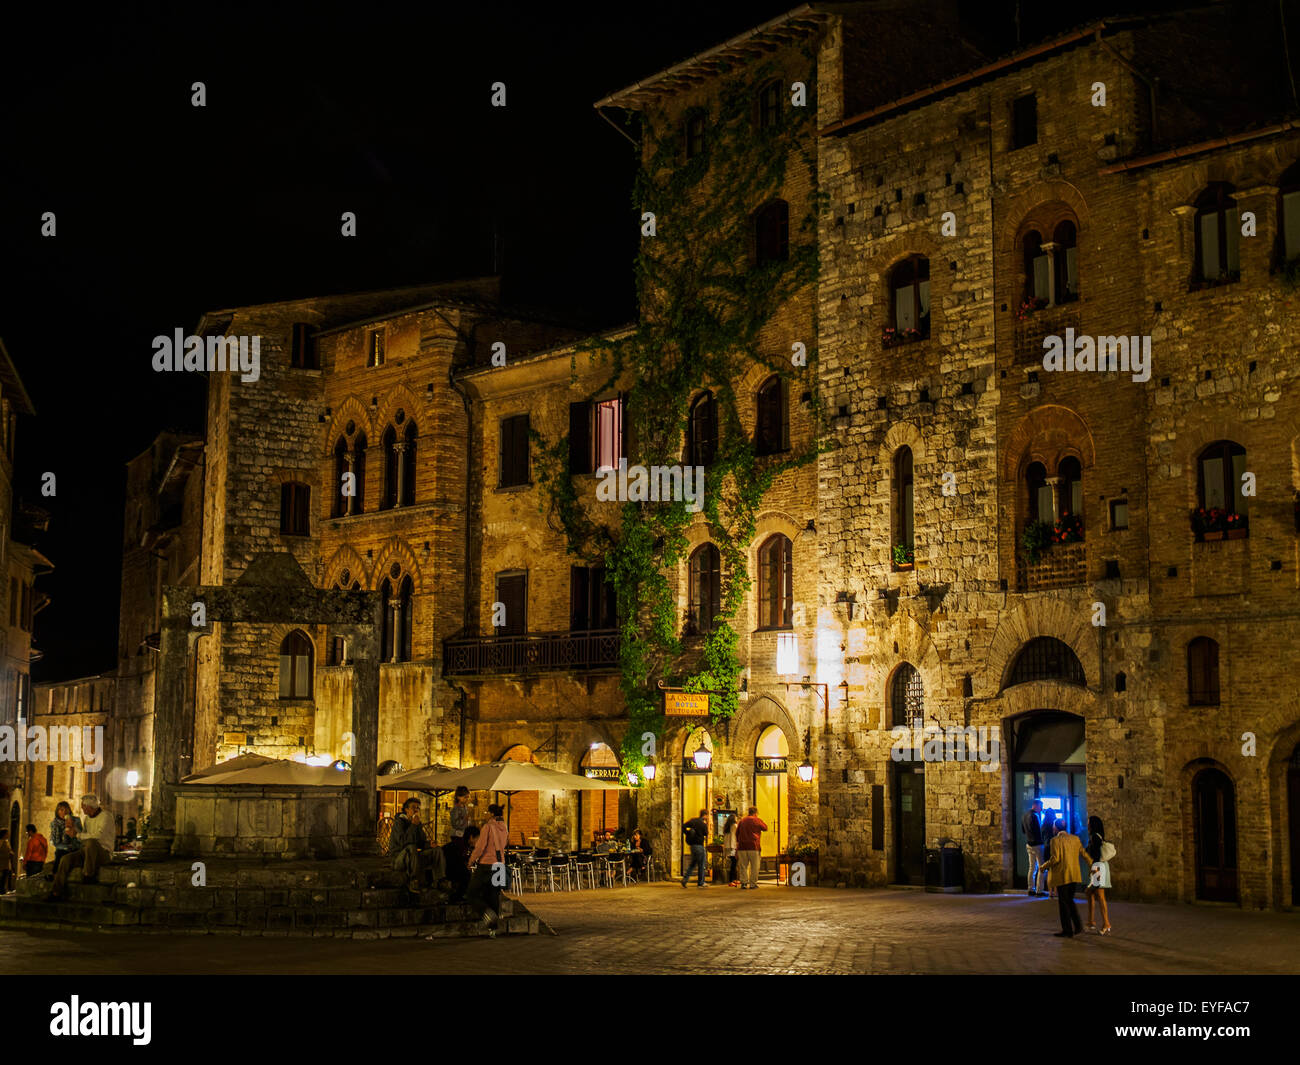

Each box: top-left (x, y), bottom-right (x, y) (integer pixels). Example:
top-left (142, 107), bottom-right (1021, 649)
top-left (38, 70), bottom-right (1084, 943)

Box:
top-left (376, 763), bottom-right (460, 836)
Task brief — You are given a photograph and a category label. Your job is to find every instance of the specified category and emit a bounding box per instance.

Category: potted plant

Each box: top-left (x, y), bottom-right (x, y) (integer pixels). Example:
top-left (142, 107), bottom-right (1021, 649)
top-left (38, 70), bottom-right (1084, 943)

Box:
top-left (1052, 511), bottom-right (1084, 544)
top-left (1014, 296), bottom-right (1049, 322)
top-left (892, 543), bottom-right (914, 569)
top-left (1190, 506), bottom-right (1244, 541)
top-left (1019, 519), bottom-right (1054, 564)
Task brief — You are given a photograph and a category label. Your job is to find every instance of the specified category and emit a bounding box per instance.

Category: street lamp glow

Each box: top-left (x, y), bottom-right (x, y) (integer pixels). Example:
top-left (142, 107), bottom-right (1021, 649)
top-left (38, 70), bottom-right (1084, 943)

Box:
top-left (797, 758), bottom-right (814, 783)
top-left (776, 632), bottom-right (798, 675)
top-left (692, 747), bottom-right (712, 771)
top-left (643, 760), bottom-right (656, 781)
top-left (125, 770), bottom-right (139, 788)
top-left (627, 772), bottom-right (639, 786)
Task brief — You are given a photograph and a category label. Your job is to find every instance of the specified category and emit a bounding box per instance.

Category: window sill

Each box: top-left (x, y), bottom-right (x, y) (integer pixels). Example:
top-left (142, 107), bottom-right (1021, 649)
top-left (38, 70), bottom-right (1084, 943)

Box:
top-left (753, 626), bottom-right (794, 634)
top-left (496, 482), bottom-right (534, 493)
top-left (1188, 273), bottom-right (1241, 292)
top-left (279, 532), bottom-right (311, 539)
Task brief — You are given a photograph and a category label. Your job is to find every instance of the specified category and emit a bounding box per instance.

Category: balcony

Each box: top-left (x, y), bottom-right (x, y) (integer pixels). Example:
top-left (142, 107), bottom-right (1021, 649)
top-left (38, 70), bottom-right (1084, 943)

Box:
top-left (1018, 541), bottom-right (1087, 591)
top-left (443, 629), bottom-right (620, 677)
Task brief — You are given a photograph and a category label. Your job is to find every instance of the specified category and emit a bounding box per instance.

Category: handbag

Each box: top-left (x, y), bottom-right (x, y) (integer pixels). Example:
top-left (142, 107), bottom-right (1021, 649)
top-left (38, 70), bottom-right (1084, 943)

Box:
top-left (1099, 840), bottom-right (1116, 862)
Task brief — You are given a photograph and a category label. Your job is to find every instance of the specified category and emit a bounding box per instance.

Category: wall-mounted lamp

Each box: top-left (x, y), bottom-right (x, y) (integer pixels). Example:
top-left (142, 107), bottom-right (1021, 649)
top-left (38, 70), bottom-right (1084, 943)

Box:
top-left (125, 770), bottom-right (140, 789)
top-left (643, 758), bottom-right (657, 782)
top-left (797, 758), bottom-right (814, 783)
top-left (776, 632), bottom-right (799, 676)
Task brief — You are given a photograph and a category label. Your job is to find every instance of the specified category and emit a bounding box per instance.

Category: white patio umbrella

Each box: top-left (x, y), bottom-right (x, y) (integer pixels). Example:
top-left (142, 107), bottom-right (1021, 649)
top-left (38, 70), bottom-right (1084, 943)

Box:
top-left (182, 752), bottom-right (278, 781)
top-left (183, 759), bottom-right (351, 786)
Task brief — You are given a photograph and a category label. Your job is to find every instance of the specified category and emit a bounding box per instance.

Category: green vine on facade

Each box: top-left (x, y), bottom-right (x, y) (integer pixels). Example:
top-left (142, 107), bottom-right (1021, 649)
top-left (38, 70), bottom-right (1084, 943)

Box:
top-left (532, 54), bottom-right (826, 774)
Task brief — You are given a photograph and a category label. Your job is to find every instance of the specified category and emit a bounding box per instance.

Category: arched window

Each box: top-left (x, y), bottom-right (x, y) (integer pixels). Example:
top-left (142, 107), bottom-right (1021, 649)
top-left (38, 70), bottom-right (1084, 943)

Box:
top-left (755, 376), bottom-right (788, 455)
top-left (381, 426), bottom-right (398, 510)
top-left (892, 446), bottom-right (914, 561)
top-left (688, 391), bottom-right (718, 467)
top-left (890, 663), bottom-right (924, 729)
top-left (757, 534), bottom-right (792, 630)
top-left (1058, 455), bottom-right (1083, 527)
top-left (1194, 184), bottom-right (1240, 283)
top-left (380, 571), bottom-right (414, 663)
top-left (757, 79), bottom-right (782, 130)
top-left (1053, 220), bottom-right (1079, 301)
top-left (1026, 461), bottom-right (1053, 524)
top-left (890, 255), bottom-right (930, 338)
top-left (1279, 163), bottom-right (1300, 263)
top-left (1188, 637), bottom-right (1220, 705)
top-left (1197, 440), bottom-right (1246, 511)
top-left (333, 438), bottom-right (349, 518)
top-left (1006, 637), bottom-right (1086, 688)
top-left (397, 575), bottom-right (413, 661)
top-left (402, 422), bottom-right (417, 505)
top-left (754, 200), bottom-right (789, 265)
top-left (687, 543), bottom-right (721, 635)
top-left (278, 630), bottom-right (313, 699)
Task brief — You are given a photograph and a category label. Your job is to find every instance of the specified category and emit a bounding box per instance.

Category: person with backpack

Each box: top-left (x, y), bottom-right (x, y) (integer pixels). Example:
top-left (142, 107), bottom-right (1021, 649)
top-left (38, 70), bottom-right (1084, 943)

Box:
top-left (681, 809), bottom-right (709, 888)
top-left (1085, 815), bottom-right (1114, 935)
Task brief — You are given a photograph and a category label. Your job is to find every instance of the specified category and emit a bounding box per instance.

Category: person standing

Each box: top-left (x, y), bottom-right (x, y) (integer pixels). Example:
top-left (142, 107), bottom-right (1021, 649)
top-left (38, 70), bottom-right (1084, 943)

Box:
top-left (723, 813), bottom-right (739, 887)
top-left (1021, 799), bottom-right (1045, 896)
top-left (449, 786), bottom-right (470, 841)
top-left (1044, 817), bottom-right (1087, 937)
top-left (681, 809), bottom-right (709, 888)
top-left (1040, 811), bottom-right (1058, 898)
top-left (442, 824), bottom-right (479, 903)
top-left (1085, 815), bottom-right (1113, 935)
top-left (736, 806), bottom-right (767, 890)
top-left (0, 831), bottom-right (14, 894)
top-left (23, 824), bottom-right (47, 878)
top-left (465, 804), bottom-right (509, 935)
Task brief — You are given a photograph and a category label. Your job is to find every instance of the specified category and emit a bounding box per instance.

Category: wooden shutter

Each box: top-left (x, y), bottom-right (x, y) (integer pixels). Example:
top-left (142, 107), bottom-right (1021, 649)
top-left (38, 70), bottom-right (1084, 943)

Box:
top-left (497, 573), bottom-right (526, 636)
top-left (570, 566), bottom-right (589, 630)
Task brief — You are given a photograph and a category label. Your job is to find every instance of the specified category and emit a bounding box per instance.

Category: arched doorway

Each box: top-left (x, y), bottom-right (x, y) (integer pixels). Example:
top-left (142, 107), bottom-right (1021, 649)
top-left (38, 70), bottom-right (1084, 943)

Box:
top-left (1193, 767), bottom-right (1238, 902)
top-left (1010, 711), bottom-right (1087, 888)
top-left (497, 744), bottom-right (540, 847)
top-left (680, 729), bottom-right (713, 876)
top-left (1289, 745), bottom-right (1300, 906)
top-left (579, 743), bottom-right (621, 846)
top-left (754, 725), bottom-right (789, 876)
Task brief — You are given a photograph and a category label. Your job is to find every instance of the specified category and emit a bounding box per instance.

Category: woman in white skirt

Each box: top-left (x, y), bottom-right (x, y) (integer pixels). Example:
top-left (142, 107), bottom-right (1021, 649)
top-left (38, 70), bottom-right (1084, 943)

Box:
top-left (1085, 815), bottom-right (1112, 934)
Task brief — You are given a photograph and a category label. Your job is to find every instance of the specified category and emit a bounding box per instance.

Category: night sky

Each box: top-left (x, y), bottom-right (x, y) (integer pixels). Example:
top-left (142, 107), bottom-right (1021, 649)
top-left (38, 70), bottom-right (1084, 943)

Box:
top-left (0, 0), bottom-right (1197, 681)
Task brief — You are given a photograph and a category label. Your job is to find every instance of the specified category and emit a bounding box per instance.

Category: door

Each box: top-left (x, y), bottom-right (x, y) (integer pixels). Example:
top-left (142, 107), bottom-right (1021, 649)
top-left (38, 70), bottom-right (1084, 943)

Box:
top-left (681, 771), bottom-right (709, 877)
top-left (1288, 748), bottom-right (1300, 907)
top-left (1194, 768), bottom-right (1238, 902)
top-left (893, 763), bottom-right (926, 885)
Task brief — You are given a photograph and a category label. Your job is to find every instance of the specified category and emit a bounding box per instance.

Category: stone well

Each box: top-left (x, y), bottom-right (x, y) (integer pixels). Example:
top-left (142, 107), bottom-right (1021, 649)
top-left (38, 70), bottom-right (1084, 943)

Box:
top-left (172, 784), bottom-right (354, 860)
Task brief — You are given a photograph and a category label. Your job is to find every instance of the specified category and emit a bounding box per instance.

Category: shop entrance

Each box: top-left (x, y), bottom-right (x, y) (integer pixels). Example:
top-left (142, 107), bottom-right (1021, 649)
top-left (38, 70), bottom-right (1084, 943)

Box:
top-left (1289, 745), bottom-right (1300, 906)
top-left (753, 725), bottom-right (789, 878)
top-left (892, 762), bottom-right (926, 885)
top-left (1193, 767), bottom-right (1238, 903)
top-left (1010, 711), bottom-right (1087, 888)
top-left (579, 743), bottom-right (621, 847)
top-left (680, 729), bottom-right (713, 877)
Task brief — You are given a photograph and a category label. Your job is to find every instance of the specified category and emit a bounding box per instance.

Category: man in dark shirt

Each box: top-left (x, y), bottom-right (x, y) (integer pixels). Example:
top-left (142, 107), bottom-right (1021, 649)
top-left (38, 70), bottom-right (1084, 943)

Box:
top-left (442, 824), bottom-right (479, 902)
top-left (1021, 799), bottom-right (1045, 896)
top-left (681, 810), bottom-right (709, 888)
top-left (388, 798), bottom-right (444, 891)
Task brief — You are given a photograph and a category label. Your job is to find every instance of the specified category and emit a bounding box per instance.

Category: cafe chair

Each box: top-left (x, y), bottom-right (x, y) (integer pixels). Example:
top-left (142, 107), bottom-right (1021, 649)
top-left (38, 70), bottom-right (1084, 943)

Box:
top-left (606, 856), bottom-right (628, 887)
top-left (572, 855), bottom-right (597, 890)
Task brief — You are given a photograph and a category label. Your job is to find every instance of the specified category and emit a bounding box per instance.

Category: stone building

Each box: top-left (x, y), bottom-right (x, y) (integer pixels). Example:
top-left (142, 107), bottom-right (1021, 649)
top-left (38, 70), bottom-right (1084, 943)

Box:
top-left (813, 3), bottom-right (1300, 906)
top-left (0, 339), bottom-right (48, 851)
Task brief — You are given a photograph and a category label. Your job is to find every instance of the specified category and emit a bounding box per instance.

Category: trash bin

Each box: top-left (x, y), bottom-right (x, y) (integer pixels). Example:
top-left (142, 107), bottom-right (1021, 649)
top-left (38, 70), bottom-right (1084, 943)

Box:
top-left (924, 838), bottom-right (964, 893)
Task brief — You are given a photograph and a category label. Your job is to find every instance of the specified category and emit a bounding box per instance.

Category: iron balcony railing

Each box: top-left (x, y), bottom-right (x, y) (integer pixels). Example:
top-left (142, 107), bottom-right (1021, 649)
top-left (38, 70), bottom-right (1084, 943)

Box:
top-left (443, 629), bottom-right (621, 677)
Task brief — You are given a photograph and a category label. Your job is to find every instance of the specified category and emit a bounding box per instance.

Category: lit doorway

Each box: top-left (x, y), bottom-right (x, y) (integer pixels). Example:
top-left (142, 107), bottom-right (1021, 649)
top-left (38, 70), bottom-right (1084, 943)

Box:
top-left (1193, 767), bottom-right (1238, 903)
top-left (754, 725), bottom-right (789, 877)
top-left (579, 743), bottom-right (621, 847)
top-left (1010, 711), bottom-right (1087, 888)
top-left (680, 729), bottom-right (712, 877)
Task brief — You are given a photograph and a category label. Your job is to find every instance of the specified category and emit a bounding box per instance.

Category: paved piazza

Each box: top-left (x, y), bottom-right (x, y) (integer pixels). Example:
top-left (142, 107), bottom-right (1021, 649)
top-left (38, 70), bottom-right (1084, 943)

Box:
top-left (3, 884), bottom-right (1298, 975)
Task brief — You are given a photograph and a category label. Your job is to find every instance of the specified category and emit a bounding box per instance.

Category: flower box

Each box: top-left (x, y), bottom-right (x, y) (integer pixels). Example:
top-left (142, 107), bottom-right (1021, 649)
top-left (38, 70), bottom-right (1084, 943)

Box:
top-left (1225, 528), bottom-right (1248, 540)
top-left (1202, 530), bottom-right (1224, 541)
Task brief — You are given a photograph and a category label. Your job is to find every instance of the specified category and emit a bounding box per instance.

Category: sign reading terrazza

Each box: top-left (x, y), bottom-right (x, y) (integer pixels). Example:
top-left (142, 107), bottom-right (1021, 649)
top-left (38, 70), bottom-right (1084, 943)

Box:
top-left (664, 691), bottom-right (710, 716)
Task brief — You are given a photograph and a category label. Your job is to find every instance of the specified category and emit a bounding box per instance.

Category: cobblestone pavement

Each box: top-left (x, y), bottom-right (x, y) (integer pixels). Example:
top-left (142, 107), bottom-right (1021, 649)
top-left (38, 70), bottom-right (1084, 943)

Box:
top-left (3, 884), bottom-right (1298, 975)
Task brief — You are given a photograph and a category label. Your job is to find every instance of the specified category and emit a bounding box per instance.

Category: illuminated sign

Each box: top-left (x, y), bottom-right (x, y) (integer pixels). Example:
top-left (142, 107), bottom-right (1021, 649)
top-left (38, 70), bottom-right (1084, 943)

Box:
top-left (755, 756), bottom-right (787, 773)
top-left (665, 691), bottom-right (709, 716)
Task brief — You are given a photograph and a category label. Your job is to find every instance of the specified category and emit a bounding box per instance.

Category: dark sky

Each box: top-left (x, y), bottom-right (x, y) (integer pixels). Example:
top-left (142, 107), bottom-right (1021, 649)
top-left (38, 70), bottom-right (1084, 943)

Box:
top-left (0, 0), bottom-right (1205, 681)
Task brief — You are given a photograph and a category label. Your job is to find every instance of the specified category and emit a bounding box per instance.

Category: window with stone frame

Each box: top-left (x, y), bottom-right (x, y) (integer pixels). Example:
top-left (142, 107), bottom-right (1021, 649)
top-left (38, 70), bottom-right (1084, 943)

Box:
top-left (1018, 207), bottom-right (1081, 308)
top-left (756, 534), bottom-right (793, 630)
top-left (1058, 455), bottom-right (1083, 532)
top-left (499, 414), bottom-right (530, 487)
top-left (684, 109), bottom-right (707, 160)
top-left (494, 571), bottom-right (527, 636)
top-left (401, 421), bottom-right (417, 505)
top-left (687, 542), bottom-right (721, 635)
top-left (1196, 439), bottom-right (1248, 535)
top-left (757, 79), bottom-right (782, 131)
top-left (366, 328), bottom-right (386, 368)
top-left (380, 572), bottom-right (414, 662)
top-left (754, 375), bottom-right (789, 455)
top-left (279, 481), bottom-right (311, 537)
top-left (278, 630), bottom-right (313, 699)
top-left (1011, 92), bottom-right (1037, 150)
top-left (1193, 183), bottom-right (1241, 283)
top-left (1053, 221), bottom-right (1079, 301)
top-left (890, 663), bottom-right (924, 729)
top-left (1187, 636), bottom-right (1220, 705)
top-left (1006, 637), bottom-right (1086, 688)
top-left (688, 390), bottom-right (718, 467)
top-left (290, 323), bottom-right (317, 370)
top-left (570, 565), bottom-right (617, 632)
top-left (754, 200), bottom-right (789, 265)
top-left (892, 446), bottom-right (915, 562)
top-left (889, 255), bottom-right (930, 339)
top-left (1279, 162), bottom-right (1300, 264)
top-left (1026, 461), bottom-right (1053, 525)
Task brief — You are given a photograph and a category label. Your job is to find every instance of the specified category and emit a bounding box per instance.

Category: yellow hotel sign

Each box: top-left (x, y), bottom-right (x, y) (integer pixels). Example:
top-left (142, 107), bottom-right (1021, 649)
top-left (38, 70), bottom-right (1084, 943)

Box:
top-left (664, 691), bottom-right (709, 716)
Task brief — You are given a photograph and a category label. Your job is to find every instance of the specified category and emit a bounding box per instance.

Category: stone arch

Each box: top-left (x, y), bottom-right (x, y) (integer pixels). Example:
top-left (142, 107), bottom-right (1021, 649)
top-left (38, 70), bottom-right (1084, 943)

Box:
top-left (998, 180), bottom-right (1091, 246)
top-left (323, 544), bottom-right (369, 590)
top-left (1178, 755), bottom-right (1242, 903)
top-left (731, 694), bottom-right (802, 760)
top-left (324, 397), bottom-right (373, 453)
top-left (879, 421), bottom-right (929, 467)
top-left (1180, 419), bottom-right (1258, 511)
top-left (1001, 404), bottom-right (1096, 483)
top-left (374, 386), bottom-right (424, 440)
top-left (984, 599), bottom-right (1100, 696)
top-left (571, 728), bottom-right (623, 773)
top-left (865, 610), bottom-right (946, 730)
top-left (371, 538), bottom-right (423, 592)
